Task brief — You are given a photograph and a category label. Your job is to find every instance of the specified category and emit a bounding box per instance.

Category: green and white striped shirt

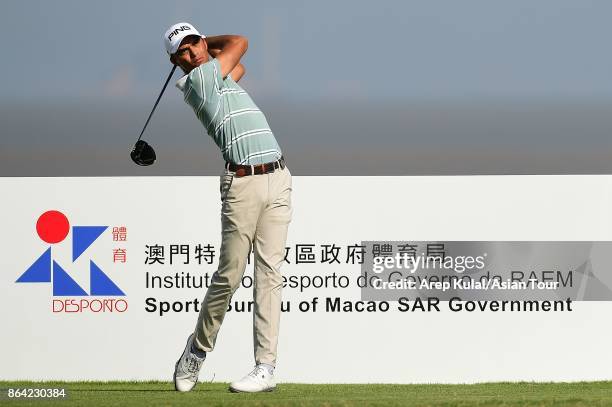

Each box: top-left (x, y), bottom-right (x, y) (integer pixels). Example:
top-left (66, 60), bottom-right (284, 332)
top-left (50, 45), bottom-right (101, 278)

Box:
top-left (176, 58), bottom-right (283, 165)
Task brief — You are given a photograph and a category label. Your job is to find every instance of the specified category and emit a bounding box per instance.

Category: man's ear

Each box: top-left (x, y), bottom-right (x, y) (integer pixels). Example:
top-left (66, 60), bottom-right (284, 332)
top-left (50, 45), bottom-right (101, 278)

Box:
top-left (169, 54), bottom-right (176, 65)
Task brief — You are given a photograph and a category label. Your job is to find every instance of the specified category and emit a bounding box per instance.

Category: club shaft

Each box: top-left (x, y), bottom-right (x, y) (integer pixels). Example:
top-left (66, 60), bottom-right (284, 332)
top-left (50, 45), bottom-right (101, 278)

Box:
top-left (137, 64), bottom-right (178, 142)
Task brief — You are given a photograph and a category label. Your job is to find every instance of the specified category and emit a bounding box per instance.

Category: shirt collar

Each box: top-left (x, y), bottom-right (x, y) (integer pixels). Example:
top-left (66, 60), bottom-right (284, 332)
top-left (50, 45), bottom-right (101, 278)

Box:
top-left (175, 74), bottom-right (188, 92)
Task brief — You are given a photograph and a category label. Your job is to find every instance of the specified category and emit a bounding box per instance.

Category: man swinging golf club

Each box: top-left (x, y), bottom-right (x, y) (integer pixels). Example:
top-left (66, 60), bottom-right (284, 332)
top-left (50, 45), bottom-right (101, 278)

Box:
top-left (160, 22), bottom-right (292, 392)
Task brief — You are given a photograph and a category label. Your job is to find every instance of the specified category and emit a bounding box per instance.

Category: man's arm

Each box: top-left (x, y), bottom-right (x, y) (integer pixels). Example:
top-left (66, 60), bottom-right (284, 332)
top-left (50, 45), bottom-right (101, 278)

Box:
top-left (229, 63), bottom-right (245, 82)
top-left (208, 47), bottom-right (246, 82)
top-left (205, 35), bottom-right (248, 79)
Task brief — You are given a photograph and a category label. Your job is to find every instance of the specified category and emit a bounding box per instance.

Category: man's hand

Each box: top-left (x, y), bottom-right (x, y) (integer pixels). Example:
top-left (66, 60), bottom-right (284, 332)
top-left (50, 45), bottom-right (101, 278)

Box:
top-left (208, 47), bottom-right (245, 82)
top-left (205, 35), bottom-right (248, 79)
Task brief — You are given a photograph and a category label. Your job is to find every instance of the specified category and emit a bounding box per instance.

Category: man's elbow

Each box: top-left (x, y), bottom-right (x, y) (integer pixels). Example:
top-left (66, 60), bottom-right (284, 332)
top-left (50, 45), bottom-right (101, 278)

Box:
top-left (226, 35), bottom-right (248, 59)
top-left (240, 36), bottom-right (249, 54)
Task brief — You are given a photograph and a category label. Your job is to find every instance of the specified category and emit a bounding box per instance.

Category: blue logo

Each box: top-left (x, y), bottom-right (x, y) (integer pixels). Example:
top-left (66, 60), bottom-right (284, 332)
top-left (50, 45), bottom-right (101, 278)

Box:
top-left (16, 210), bottom-right (125, 296)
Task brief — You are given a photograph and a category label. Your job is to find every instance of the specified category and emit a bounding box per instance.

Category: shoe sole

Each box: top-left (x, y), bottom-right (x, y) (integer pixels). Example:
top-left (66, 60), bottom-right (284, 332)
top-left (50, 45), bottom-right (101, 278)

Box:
top-left (228, 386), bottom-right (275, 393)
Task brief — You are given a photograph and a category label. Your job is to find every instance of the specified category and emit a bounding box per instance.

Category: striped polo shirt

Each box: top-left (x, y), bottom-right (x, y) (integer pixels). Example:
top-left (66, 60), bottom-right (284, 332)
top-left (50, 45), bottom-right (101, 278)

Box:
top-left (176, 58), bottom-right (283, 165)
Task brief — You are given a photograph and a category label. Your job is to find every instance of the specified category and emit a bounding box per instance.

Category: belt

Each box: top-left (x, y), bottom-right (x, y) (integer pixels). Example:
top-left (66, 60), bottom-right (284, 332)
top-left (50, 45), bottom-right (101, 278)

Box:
top-left (225, 156), bottom-right (285, 177)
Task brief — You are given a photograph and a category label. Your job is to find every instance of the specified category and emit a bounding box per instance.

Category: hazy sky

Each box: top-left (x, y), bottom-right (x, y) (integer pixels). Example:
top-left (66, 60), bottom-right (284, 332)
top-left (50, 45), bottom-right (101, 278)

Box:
top-left (2, 0), bottom-right (612, 104)
top-left (2, 1), bottom-right (612, 176)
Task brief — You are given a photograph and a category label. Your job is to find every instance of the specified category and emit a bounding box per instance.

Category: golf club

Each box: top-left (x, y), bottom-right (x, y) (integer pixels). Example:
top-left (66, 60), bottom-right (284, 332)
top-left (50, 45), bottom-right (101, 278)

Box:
top-left (130, 64), bottom-right (178, 166)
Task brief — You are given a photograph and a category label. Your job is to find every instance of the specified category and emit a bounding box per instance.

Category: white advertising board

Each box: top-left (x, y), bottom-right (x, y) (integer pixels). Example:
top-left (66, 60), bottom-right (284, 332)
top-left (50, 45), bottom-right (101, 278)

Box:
top-left (1, 175), bottom-right (611, 383)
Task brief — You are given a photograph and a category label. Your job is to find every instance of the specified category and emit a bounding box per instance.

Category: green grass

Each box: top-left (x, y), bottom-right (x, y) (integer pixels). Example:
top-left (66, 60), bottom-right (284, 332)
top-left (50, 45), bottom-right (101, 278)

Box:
top-left (1, 381), bottom-right (611, 406)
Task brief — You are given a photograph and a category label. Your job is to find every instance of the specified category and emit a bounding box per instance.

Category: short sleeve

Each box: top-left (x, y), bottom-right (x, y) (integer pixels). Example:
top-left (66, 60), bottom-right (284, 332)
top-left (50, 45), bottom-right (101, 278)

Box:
top-left (185, 58), bottom-right (224, 103)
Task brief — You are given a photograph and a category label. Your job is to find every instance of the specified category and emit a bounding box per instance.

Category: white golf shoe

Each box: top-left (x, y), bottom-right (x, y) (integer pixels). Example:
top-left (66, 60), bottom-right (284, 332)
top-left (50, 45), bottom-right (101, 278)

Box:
top-left (173, 333), bottom-right (205, 392)
top-left (229, 364), bottom-right (276, 393)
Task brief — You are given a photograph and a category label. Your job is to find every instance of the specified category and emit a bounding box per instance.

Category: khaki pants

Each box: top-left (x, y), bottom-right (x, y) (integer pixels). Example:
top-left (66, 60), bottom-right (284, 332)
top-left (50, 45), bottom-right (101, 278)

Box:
top-left (193, 165), bottom-right (292, 366)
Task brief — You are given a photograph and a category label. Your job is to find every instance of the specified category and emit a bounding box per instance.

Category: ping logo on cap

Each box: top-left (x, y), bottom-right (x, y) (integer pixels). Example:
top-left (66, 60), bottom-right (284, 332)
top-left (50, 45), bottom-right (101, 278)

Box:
top-left (168, 25), bottom-right (192, 41)
top-left (164, 22), bottom-right (203, 54)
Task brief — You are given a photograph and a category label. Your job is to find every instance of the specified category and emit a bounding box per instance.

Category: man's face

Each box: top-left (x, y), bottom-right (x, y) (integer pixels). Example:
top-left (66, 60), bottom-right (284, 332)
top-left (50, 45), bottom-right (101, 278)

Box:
top-left (171, 35), bottom-right (209, 73)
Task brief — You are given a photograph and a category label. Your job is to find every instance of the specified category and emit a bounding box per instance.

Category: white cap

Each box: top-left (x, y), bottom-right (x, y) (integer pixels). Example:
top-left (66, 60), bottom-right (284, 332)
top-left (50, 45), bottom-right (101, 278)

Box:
top-left (163, 22), bottom-right (205, 55)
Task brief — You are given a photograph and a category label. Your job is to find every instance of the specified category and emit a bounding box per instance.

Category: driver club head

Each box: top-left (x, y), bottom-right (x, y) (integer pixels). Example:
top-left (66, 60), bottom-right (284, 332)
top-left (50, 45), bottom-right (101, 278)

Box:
top-left (130, 140), bottom-right (156, 166)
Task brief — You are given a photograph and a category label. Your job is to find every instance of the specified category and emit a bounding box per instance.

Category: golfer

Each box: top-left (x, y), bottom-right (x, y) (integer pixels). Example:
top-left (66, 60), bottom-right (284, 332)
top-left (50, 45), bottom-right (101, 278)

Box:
top-left (164, 22), bottom-right (292, 393)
